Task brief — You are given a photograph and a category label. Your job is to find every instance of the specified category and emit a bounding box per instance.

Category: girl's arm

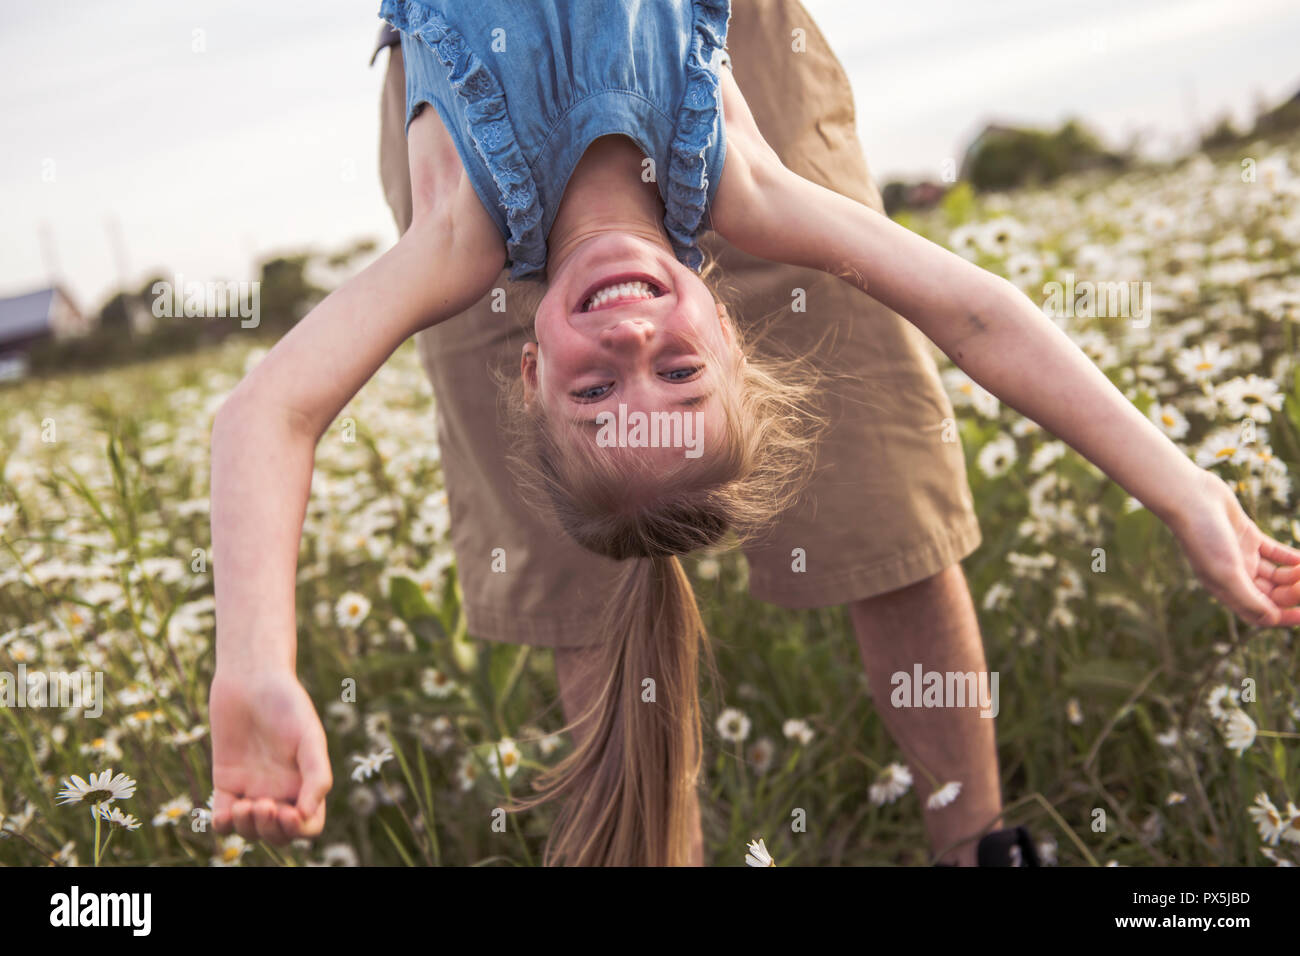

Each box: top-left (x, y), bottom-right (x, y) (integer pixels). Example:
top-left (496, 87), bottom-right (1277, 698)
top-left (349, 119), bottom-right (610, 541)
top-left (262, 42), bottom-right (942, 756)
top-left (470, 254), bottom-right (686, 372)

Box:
top-left (711, 73), bottom-right (1300, 626)
top-left (210, 187), bottom-right (506, 841)
top-left (213, 190), bottom-right (505, 675)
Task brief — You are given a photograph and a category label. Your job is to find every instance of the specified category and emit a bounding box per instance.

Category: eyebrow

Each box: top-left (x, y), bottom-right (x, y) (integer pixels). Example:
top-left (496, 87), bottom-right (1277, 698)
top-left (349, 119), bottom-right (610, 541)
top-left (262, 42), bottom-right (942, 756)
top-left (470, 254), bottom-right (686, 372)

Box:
top-left (572, 390), bottom-right (713, 427)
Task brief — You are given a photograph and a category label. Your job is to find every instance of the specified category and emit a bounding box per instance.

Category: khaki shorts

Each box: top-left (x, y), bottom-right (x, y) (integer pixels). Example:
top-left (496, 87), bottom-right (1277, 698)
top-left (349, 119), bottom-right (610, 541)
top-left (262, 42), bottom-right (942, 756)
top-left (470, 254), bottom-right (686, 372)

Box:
top-left (376, 0), bottom-right (981, 648)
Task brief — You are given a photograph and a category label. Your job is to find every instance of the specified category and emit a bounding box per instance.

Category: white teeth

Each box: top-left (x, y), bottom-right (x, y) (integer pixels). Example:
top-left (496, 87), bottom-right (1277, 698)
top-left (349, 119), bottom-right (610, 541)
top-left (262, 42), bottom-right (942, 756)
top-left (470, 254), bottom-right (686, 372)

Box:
top-left (584, 280), bottom-right (658, 311)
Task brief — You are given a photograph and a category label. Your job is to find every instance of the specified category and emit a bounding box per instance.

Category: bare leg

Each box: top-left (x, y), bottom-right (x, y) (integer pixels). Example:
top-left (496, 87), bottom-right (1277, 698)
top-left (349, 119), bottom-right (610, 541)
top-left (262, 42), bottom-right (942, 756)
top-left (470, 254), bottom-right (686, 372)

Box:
top-left (553, 644), bottom-right (705, 866)
top-left (848, 563), bottom-right (1003, 866)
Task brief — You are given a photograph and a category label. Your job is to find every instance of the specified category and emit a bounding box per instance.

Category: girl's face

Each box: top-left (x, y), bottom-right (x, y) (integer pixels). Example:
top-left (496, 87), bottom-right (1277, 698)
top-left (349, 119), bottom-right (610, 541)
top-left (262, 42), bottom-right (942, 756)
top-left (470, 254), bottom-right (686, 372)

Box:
top-left (523, 233), bottom-right (741, 462)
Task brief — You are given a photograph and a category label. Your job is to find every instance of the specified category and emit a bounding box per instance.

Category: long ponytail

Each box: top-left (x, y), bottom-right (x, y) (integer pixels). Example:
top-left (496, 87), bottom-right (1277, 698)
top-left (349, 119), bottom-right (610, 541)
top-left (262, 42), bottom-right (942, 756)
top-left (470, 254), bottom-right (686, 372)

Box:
top-left (505, 555), bottom-right (712, 865)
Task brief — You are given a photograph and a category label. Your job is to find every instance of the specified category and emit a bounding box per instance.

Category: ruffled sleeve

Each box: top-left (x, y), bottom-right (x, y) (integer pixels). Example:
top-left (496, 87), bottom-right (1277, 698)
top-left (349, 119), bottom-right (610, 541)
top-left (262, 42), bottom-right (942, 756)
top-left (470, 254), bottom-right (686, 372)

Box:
top-left (380, 0), bottom-right (547, 279)
top-left (662, 0), bottom-right (732, 273)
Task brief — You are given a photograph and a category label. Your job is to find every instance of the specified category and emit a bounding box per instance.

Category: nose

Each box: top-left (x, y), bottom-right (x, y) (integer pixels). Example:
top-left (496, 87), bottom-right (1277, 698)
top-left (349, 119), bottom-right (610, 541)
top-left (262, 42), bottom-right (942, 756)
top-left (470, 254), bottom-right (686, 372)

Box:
top-left (599, 315), bottom-right (655, 351)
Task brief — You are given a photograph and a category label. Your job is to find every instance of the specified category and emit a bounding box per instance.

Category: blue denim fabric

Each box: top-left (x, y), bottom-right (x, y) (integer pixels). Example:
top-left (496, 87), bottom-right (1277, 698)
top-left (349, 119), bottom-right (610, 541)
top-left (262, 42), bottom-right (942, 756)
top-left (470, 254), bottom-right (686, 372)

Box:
top-left (378, 0), bottom-right (731, 282)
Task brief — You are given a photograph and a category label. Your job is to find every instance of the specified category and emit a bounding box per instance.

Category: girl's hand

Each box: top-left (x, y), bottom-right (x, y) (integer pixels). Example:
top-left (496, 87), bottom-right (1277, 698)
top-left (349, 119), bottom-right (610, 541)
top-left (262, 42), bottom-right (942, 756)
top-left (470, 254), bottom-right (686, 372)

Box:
top-left (1168, 469), bottom-right (1300, 627)
top-left (209, 668), bottom-right (333, 845)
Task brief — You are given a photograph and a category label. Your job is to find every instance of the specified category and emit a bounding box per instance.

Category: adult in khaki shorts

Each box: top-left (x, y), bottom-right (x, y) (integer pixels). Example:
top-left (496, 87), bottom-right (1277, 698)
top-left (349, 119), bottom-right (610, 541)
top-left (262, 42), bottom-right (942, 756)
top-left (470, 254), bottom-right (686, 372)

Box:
top-left (372, 1), bottom-right (1015, 865)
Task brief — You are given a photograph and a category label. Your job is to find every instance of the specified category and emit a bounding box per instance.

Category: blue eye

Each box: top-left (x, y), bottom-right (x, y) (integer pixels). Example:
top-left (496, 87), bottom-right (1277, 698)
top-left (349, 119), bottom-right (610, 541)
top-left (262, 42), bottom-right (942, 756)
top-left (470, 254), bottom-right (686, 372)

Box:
top-left (572, 383), bottom-right (612, 401)
top-left (664, 366), bottom-right (703, 381)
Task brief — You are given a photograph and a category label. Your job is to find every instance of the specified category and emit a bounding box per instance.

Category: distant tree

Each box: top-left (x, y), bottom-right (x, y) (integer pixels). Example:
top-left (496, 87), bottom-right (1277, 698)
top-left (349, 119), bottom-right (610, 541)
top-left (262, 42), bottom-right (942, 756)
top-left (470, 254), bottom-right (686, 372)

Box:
top-left (881, 181), bottom-right (909, 217)
top-left (1252, 91), bottom-right (1300, 136)
top-left (1200, 113), bottom-right (1242, 150)
top-left (325, 237), bottom-right (379, 270)
top-left (962, 118), bottom-right (1127, 191)
top-left (256, 254), bottom-right (328, 332)
top-left (98, 291), bottom-right (135, 329)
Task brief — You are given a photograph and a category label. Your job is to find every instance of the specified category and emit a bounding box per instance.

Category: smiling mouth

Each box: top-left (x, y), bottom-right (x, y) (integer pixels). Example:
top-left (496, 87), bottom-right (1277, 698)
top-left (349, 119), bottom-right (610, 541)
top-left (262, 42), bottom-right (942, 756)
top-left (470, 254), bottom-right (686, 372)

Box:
top-left (577, 274), bottom-right (666, 313)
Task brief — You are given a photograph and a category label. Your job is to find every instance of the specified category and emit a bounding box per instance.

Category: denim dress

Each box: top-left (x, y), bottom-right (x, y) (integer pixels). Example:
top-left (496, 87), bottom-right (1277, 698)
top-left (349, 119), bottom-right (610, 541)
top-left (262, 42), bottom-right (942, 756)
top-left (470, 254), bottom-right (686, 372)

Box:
top-left (378, 0), bottom-right (731, 282)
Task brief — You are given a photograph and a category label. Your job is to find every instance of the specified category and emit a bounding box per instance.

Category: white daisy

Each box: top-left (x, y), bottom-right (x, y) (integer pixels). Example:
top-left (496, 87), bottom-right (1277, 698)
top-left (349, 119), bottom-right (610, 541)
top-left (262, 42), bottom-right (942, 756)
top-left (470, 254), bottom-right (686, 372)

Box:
top-left (977, 217), bottom-right (1027, 255)
top-left (1142, 205), bottom-right (1177, 236)
top-left (94, 805), bottom-right (142, 830)
top-left (744, 837), bottom-right (775, 867)
top-left (781, 718), bottom-right (815, 746)
top-left (165, 724), bottom-right (208, 746)
top-left (0, 501), bottom-right (17, 534)
top-left (747, 737), bottom-right (776, 774)
top-left (1005, 251), bottom-right (1043, 287)
top-left (321, 843), bottom-right (360, 866)
top-left (1216, 375), bottom-right (1284, 423)
top-left (1011, 417), bottom-right (1041, 437)
top-left (869, 762), bottom-right (913, 806)
top-left (1055, 564), bottom-right (1085, 602)
top-left (1146, 402), bottom-right (1189, 440)
top-left (325, 700), bottom-right (358, 733)
top-left (428, 715), bottom-right (458, 755)
top-left (942, 368), bottom-right (1000, 418)
top-left (1194, 427), bottom-right (1253, 468)
top-left (926, 781), bottom-right (963, 810)
top-left (1173, 342), bottom-right (1234, 382)
top-left (1036, 836), bottom-right (1058, 866)
top-left (716, 707), bottom-right (751, 743)
top-left (123, 708), bottom-right (165, 732)
top-left (1206, 684), bottom-right (1240, 720)
top-left (1165, 791), bottom-right (1188, 806)
top-left (486, 738), bottom-right (522, 780)
top-left (1248, 792), bottom-right (1286, 846)
top-left (1066, 698), bottom-right (1084, 725)
top-left (349, 747), bottom-right (394, 782)
top-left (152, 795), bottom-right (193, 827)
top-left (982, 581), bottom-right (1014, 611)
top-left (455, 752), bottom-right (480, 791)
top-left (363, 711), bottom-right (392, 745)
top-left (348, 786), bottom-right (377, 816)
top-left (0, 801), bottom-right (36, 835)
top-left (1028, 441), bottom-right (1067, 473)
top-left (695, 557), bottom-right (721, 580)
top-left (948, 223), bottom-right (984, 260)
top-left (56, 769), bottom-right (137, 806)
top-left (53, 841), bottom-right (78, 866)
top-left (79, 733), bottom-right (124, 762)
top-left (1282, 804), bottom-right (1300, 846)
top-left (211, 834), bottom-right (251, 866)
top-left (334, 592), bottom-right (371, 628)
top-left (1221, 709), bottom-right (1257, 756)
top-left (976, 433), bottom-right (1017, 478)
top-left (420, 667), bottom-right (457, 698)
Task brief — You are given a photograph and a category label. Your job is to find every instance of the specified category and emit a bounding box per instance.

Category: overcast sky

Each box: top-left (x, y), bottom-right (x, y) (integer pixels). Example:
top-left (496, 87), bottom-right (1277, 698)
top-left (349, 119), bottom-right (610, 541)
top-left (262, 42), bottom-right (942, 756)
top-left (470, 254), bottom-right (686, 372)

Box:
top-left (3, 0), bottom-right (1298, 312)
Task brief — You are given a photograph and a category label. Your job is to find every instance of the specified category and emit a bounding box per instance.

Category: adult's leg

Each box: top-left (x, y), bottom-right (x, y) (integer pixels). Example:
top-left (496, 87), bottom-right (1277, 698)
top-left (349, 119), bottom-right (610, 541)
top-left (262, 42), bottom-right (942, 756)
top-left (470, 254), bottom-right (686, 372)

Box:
top-left (849, 565), bottom-right (1003, 866)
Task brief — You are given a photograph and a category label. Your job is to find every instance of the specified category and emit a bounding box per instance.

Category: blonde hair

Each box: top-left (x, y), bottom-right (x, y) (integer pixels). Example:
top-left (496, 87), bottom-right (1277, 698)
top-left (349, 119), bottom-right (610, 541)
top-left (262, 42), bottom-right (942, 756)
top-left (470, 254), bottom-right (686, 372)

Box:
top-left (495, 250), bottom-right (828, 865)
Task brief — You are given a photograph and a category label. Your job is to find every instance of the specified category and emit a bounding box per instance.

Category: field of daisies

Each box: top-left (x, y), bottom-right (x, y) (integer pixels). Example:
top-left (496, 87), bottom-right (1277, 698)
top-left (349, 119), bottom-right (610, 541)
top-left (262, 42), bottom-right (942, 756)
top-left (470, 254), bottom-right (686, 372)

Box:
top-left (2, 132), bottom-right (1299, 867)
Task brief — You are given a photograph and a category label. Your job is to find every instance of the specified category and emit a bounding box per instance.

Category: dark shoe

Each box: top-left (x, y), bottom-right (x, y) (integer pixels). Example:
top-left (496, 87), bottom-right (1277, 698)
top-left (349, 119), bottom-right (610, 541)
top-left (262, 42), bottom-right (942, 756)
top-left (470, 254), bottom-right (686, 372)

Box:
top-left (934, 825), bottom-right (1042, 867)
top-left (977, 825), bottom-right (1040, 867)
